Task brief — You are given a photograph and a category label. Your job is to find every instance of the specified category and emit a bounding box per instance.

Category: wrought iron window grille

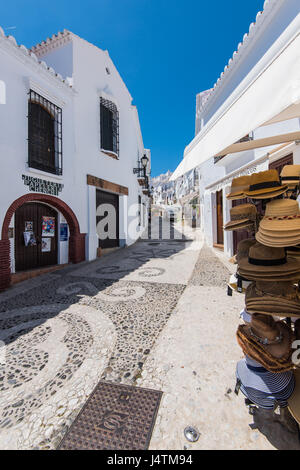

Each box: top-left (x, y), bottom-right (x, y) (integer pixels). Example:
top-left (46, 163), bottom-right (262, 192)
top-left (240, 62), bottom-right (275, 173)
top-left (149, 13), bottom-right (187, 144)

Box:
top-left (100, 97), bottom-right (119, 157)
top-left (28, 90), bottom-right (63, 175)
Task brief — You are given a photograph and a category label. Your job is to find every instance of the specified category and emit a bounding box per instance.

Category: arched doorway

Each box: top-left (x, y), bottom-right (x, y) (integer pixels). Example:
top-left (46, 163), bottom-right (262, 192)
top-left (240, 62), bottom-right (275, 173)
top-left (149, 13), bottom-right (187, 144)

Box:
top-left (15, 202), bottom-right (58, 272)
top-left (0, 194), bottom-right (86, 291)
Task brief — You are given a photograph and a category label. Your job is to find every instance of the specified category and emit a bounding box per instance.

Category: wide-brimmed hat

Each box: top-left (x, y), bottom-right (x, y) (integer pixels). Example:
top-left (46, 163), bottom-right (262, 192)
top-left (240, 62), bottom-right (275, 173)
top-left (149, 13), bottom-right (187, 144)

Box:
top-left (256, 199), bottom-right (300, 247)
top-left (236, 314), bottom-right (295, 373)
top-left (244, 170), bottom-right (288, 199)
top-left (226, 175), bottom-right (251, 200)
top-left (236, 238), bottom-right (256, 264)
top-left (238, 242), bottom-right (300, 281)
top-left (237, 356), bottom-right (295, 394)
top-left (245, 281), bottom-right (300, 318)
top-left (281, 165), bottom-right (300, 188)
top-left (224, 204), bottom-right (257, 231)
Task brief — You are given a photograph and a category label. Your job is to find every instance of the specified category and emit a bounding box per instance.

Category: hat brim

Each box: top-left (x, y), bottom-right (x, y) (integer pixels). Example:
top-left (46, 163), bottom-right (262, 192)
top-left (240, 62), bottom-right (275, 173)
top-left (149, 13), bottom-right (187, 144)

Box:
top-left (224, 218), bottom-right (251, 228)
top-left (238, 255), bottom-right (300, 273)
top-left (226, 190), bottom-right (247, 200)
top-left (288, 369), bottom-right (300, 424)
top-left (246, 309), bottom-right (300, 318)
top-left (244, 185), bottom-right (288, 198)
top-left (237, 357), bottom-right (294, 393)
top-left (238, 322), bottom-right (293, 360)
top-left (244, 185), bottom-right (287, 197)
top-left (224, 222), bottom-right (254, 232)
top-left (256, 232), bottom-right (300, 247)
top-left (238, 268), bottom-right (300, 282)
top-left (260, 218), bottom-right (300, 232)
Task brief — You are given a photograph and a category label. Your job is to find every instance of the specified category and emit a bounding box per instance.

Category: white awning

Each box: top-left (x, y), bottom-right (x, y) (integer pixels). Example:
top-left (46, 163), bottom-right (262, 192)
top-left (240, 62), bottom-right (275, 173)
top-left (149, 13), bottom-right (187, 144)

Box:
top-left (171, 15), bottom-right (300, 181)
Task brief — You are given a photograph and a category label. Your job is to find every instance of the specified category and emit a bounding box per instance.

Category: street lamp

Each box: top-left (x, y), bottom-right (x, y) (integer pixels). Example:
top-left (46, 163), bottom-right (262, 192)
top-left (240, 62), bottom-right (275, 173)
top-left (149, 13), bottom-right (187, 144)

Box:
top-left (141, 154), bottom-right (149, 170)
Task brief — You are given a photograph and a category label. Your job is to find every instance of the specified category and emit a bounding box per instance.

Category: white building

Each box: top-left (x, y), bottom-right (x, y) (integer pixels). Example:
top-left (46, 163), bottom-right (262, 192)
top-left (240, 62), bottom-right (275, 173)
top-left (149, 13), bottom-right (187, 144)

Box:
top-left (172, 0), bottom-right (300, 256)
top-left (0, 28), bottom-right (150, 290)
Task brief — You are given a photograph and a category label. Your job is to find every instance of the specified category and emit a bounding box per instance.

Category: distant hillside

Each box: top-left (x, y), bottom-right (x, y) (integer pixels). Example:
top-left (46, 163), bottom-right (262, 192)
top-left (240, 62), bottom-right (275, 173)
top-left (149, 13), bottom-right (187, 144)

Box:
top-left (151, 170), bottom-right (173, 187)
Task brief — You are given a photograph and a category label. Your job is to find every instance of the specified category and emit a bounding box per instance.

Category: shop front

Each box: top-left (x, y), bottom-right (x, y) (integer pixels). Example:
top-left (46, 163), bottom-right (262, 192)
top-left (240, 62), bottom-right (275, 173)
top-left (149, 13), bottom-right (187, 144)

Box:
top-left (0, 192), bottom-right (86, 291)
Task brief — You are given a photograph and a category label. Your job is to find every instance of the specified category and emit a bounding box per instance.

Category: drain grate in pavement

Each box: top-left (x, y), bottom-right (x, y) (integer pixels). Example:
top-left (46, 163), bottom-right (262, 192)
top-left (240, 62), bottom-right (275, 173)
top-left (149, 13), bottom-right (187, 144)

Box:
top-left (58, 382), bottom-right (162, 450)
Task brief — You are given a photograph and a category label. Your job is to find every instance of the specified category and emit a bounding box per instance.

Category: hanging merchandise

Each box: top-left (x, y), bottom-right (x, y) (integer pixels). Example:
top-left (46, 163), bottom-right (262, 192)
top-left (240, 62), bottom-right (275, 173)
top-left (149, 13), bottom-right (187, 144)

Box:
top-left (280, 165), bottom-right (300, 189)
top-left (226, 175), bottom-right (251, 200)
top-left (224, 203), bottom-right (257, 232)
top-left (256, 199), bottom-right (300, 247)
top-left (245, 281), bottom-right (300, 318)
top-left (237, 242), bottom-right (300, 282)
top-left (42, 216), bottom-right (55, 237)
top-left (236, 314), bottom-right (295, 373)
top-left (236, 356), bottom-right (295, 410)
top-left (23, 231), bottom-right (36, 247)
top-left (244, 169), bottom-right (288, 200)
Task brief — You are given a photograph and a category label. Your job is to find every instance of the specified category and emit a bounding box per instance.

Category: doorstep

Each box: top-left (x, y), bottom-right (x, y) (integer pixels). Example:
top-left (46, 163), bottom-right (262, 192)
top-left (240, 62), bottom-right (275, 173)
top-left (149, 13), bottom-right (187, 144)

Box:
top-left (97, 247), bottom-right (121, 258)
top-left (11, 264), bottom-right (68, 285)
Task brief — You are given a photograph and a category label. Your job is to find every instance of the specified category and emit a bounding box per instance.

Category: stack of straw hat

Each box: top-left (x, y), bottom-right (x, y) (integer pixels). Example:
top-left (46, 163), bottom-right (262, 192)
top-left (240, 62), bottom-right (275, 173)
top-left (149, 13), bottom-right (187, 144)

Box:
top-left (223, 166), bottom-right (300, 417)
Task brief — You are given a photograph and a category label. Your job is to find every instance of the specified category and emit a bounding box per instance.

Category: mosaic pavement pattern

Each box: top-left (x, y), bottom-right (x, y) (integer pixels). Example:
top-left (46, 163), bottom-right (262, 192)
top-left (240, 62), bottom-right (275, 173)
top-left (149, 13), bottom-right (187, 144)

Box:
top-left (0, 240), bottom-right (195, 449)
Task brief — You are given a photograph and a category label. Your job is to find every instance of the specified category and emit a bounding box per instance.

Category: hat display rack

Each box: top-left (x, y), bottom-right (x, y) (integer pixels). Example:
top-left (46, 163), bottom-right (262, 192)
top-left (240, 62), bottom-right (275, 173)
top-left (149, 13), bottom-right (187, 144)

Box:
top-left (224, 166), bottom-right (300, 426)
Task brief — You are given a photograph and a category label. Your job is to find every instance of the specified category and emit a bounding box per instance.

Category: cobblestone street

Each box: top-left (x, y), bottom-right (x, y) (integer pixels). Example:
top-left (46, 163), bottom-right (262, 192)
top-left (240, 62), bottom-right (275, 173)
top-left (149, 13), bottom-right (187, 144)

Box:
top-left (0, 224), bottom-right (273, 450)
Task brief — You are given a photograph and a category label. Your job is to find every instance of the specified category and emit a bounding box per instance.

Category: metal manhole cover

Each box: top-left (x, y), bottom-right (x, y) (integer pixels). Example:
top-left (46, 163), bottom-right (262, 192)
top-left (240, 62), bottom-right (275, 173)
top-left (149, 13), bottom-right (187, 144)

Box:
top-left (58, 382), bottom-right (163, 450)
top-left (184, 426), bottom-right (200, 442)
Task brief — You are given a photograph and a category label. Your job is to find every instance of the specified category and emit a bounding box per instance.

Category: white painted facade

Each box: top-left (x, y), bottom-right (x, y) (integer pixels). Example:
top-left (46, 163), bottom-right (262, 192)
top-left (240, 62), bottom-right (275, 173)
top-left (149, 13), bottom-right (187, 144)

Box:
top-left (184, 0), bottom-right (300, 256)
top-left (0, 28), bottom-right (150, 279)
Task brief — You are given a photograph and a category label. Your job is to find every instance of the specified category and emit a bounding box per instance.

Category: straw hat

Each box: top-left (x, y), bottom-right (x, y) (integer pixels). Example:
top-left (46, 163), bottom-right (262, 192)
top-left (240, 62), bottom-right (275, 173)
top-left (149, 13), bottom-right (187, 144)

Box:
top-left (236, 314), bottom-right (295, 373)
top-left (237, 356), bottom-right (294, 394)
top-left (281, 165), bottom-right (300, 188)
top-left (238, 242), bottom-right (300, 281)
top-left (256, 199), bottom-right (300, 247)
top-left (245, 281), bottom-right (300, 318)
top-left (226, 175), bottom-right (251, 200)
top-left (288, 369), bottom-right (300, 424)
top-left (236, 238), bottom-right (256, 264)
top-left (244, 170), bottom-right (288, 199)
top-left (224, 204), bottom-right (257, 231)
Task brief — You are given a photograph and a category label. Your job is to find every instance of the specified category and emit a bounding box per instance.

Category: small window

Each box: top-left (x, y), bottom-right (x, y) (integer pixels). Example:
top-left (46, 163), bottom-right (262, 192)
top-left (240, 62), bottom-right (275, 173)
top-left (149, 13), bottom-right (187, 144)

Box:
top-left (100, 97), bottom-right (119, 157)
top-left (28, 90), bottom-right (62, 175)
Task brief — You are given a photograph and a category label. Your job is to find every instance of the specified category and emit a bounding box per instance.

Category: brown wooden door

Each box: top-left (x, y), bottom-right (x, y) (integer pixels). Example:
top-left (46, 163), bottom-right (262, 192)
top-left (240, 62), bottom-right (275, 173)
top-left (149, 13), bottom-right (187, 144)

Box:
top-left (15, 203), bottom-right (58, 272)
top-left (269, 153), bottom-right (293, 174)
top-left (96, 190), bottom-right (119, 249)
top-left (216, 190), bottom-right (224, 245)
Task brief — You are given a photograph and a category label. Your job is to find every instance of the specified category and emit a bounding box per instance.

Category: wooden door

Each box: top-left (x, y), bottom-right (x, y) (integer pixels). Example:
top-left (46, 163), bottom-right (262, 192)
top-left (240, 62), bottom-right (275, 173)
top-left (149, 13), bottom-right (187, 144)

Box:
top-left (15, 203), bottom-right (58, 272)
top-left (96, 190), bottom-right (119, 249)
top-left (269, 153), bottom-right (293, 174)
top-left (216, 190), bottom-right (224, 245)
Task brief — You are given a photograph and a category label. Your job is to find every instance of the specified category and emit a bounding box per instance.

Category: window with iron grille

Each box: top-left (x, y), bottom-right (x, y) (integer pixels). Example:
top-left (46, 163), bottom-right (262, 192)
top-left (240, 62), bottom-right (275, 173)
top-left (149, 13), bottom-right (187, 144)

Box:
top-left (100, 97), bottom-right (119, 157)
top-left (28, 90), bottom-right (62, 175)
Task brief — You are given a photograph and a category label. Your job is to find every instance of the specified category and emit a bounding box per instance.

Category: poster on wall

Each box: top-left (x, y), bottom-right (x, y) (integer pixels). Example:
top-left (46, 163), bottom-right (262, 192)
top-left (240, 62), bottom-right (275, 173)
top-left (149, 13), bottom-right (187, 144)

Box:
top-left (60, 223), bottom-right (68, 241)
top-left (24, 231), bottom-right (37, 247)
top-left (25, 221), bottom-right (33, 232)
top-left (41, 238), bottom-right (51, 253)
top-left (42, 217), bottom-right (55, 237)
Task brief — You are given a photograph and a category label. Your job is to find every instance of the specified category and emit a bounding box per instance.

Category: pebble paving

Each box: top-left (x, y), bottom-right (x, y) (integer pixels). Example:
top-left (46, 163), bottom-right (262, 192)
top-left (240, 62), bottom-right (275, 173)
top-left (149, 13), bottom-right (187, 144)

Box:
top-left (0, 238), bottom-right (192, 449)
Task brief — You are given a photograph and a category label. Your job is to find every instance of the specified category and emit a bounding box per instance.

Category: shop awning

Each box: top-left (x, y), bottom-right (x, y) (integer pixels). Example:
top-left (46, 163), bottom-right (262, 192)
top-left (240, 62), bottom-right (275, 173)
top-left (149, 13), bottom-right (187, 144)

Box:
top-left (170, 15), bottom-right (300, 181)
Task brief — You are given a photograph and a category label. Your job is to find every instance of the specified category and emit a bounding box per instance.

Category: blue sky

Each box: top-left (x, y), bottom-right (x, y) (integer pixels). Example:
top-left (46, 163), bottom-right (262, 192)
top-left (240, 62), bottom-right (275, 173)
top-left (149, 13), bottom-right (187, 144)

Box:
top-left (2, 0), bottom-right (264, 176)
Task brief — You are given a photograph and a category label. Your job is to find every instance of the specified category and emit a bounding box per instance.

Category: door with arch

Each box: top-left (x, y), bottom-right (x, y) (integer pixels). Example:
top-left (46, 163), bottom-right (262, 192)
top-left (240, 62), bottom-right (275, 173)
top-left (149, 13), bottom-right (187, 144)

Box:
top-left (15, 202), bottom-right (58, 271)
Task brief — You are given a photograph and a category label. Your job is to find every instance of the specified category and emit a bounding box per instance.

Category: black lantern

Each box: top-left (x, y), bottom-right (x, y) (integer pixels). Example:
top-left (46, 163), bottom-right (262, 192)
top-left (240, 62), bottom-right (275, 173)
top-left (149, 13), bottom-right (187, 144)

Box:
top-left (141, 154), bottom-right (149, 169)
